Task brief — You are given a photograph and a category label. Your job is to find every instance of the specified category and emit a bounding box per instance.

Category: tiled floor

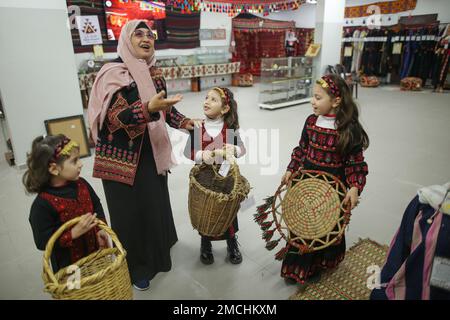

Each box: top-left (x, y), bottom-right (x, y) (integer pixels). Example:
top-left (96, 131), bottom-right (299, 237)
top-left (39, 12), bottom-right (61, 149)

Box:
top-left (0, 84), bottom-right (448, 299)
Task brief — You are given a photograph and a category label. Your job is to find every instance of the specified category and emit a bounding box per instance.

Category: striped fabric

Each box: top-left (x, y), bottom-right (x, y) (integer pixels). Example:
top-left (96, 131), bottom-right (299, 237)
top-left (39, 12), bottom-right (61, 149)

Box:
top-left (371, 196), bottom-right (450, 300)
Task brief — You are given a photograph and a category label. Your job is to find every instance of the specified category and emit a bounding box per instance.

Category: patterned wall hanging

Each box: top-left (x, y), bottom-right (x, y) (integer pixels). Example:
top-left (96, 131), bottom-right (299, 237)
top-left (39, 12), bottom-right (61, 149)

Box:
top-left (166, 0), bottom-right (305, 16)
top-left (345, 0), bottom-right (417, 19)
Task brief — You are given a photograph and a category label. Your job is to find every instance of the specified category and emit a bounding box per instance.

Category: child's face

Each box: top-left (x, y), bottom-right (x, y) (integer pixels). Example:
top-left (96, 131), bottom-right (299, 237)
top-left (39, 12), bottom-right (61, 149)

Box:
top-left (54, 148), bottom-right (83, 182)
top-left (203, 90), bottom-right (229, 119)
top-left (311, 84), bottom-right (339, 116)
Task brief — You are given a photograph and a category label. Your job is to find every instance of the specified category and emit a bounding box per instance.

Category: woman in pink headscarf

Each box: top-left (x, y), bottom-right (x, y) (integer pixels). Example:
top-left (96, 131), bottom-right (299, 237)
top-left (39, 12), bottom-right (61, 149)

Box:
top-left (88, 20), bottom-right (199, 291)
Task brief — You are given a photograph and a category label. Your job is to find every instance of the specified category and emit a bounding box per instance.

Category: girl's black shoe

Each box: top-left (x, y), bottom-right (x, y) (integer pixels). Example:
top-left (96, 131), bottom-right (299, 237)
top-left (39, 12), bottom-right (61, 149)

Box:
top-left (226, 237), bottom-right (242, 264)
top-left (200, 237), bottom-right (214, 265)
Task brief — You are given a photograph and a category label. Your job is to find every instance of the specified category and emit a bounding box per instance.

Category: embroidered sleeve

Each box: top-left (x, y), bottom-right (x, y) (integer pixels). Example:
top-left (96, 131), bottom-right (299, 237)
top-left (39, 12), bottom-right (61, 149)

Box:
top-left (287, 119), bottom-right (309, 173)
top-left (150, 73), bottom-right (189, 130)
top-left (166, 106), bottom-right (189, 130)
top-left (344, 147), bottom-right (369, 194)
top-left (108, 91), bottom-right (159, 130)
top-left (29, 198), bottom-right (71, 251)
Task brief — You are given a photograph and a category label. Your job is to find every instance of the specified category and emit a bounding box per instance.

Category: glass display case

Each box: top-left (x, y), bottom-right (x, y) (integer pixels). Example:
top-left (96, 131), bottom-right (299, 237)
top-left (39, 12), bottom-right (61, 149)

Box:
top-left (259, 56), bottom-right (314, 110)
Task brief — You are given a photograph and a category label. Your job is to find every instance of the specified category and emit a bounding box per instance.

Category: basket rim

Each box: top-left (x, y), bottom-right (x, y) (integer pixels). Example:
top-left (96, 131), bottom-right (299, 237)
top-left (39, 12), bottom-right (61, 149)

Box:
top-left (271, 169), bottom-right (351, 253)
top-left (189, 162), bottom-right (250, 201)
top-left (43, 217), bottom-right (127, 293)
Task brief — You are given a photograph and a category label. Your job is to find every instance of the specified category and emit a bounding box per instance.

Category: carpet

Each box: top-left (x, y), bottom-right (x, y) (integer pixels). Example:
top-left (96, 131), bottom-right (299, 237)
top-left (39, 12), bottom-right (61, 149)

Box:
top-left (290, 238), bottom-right (388, 300)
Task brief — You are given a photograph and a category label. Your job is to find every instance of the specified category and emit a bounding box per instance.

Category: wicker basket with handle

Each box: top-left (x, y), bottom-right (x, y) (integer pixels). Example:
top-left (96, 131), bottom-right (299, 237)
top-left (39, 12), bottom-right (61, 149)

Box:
top-left (188, 154), bottom-right (250, 237)
top-left (42, 217), bottom-right (133, 300)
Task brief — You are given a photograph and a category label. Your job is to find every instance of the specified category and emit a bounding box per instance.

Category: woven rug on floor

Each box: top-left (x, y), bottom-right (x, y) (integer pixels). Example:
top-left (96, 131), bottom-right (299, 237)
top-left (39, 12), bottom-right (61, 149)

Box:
top-left (290, 238), bottom-right (389, 300)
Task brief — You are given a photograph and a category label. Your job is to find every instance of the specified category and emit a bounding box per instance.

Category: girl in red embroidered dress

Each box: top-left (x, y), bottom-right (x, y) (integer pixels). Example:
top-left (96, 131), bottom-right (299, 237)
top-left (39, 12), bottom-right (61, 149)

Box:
top-left (24, 135), bottom-right (108, 272)
top-left (184, 87), bottom-right (246, 265)
top-left (280, 74), bottom-right (369, 286)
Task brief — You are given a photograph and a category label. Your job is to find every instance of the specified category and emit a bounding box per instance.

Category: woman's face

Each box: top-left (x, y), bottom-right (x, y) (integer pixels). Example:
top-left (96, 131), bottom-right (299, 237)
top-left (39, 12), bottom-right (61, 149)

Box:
top-left (130, 28), bottom-right (155, 60)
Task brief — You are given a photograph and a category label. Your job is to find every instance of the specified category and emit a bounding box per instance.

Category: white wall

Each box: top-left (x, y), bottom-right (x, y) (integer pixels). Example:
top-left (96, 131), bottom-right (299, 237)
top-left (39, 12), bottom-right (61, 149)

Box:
top-left (314, 0), bottom-right (346, 76)
top-left (345, 0), bottom-right (450, 26)
top-left (0, 0), bottom-right (83, 166)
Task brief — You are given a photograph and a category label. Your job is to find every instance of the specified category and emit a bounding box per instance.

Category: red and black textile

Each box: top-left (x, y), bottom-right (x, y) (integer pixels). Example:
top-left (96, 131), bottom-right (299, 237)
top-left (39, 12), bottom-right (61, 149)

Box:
top-left (231, 14), bottom-right (314, 75)
top-left (294, 28), bottom-right (314, 57)
top-left (66, 0), bottom-right (200, 53)
top-left (232, 13), bottom-right (294, 75)
top-left (93, 63), bottom-right (188, 186)
top-left (29, 178), bottom-right (106, 272)
top-left (287, 114), bottom-right (368, 195)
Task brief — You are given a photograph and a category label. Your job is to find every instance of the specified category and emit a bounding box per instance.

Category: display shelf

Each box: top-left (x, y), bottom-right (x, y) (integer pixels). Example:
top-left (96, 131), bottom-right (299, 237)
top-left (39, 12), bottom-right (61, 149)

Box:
top-left (258, 57), bottom-right (314, 110)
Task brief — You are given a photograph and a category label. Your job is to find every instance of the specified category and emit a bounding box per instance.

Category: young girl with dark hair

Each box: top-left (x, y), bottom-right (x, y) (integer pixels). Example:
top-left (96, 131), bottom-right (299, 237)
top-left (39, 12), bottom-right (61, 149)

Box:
top-left (23, 135), bottom-right (108, 272)
top-left (184, 87), bottom-right (246, 265)
top-left (280, 74), bottom-right (369, 286)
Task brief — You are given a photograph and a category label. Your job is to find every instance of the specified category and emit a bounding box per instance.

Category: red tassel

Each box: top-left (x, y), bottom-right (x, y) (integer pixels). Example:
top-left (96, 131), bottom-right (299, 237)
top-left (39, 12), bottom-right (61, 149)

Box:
top-left (253, 211), bottom-right (268, 224)
top-left (275, 246), bottom-right (289, 260)
top-left (265, 239), bottom-right (279, 251)
top-left (260, 220), bottom-right (273, 231)
top-left (262, 229), bottom-right (275, 242)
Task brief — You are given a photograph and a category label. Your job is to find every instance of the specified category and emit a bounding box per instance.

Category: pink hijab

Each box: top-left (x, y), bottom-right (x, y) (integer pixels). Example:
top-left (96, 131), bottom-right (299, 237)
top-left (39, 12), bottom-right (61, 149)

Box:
top-left (88, 20), bottom-right (176, 175)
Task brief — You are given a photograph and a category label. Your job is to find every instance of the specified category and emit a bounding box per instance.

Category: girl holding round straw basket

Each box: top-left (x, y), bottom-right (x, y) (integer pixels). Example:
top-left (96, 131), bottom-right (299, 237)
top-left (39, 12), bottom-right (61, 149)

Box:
top-left (24, 135), bottom-right (133, 299)
top-left (256, 74), bottom-right (369, 286)
top-left (184, 87), bottom-right (249, 265)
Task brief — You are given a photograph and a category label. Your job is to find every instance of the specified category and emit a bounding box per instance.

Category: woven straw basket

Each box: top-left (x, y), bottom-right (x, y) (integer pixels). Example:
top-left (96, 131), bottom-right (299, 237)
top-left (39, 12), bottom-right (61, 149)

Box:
top-left (188, 158), bottom-right (250, 237)
top-left (263, 170), bottom-right (351, 254)
top-left (42, 217), bottom-right (133, 300)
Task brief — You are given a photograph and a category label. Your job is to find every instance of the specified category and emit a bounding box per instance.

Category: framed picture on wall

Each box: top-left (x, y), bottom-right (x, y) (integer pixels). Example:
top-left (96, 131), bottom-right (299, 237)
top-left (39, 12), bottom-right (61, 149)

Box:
top-left (44, 115), bottom-right (91, 158)
top-left (305, 43), bottom-right (321, 57)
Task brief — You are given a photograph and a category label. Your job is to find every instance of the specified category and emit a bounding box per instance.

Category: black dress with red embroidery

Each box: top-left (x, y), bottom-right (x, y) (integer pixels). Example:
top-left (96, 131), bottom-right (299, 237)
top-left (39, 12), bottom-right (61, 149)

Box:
top-left (29, 178), bottom-right (106, 272)
top-left (282, 114), bottom-right (369, 283)
top-left (184, 122), bottom-right (246, 240)
top-left (92, 60), bottom-right (188, 283)
top-left (93, 62), bottom-right (188, 186)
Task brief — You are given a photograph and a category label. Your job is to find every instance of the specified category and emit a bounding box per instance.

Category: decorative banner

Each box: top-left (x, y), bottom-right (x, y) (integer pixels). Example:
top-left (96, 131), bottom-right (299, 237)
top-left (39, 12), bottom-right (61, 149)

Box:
top-left (76, 15), bottom-right (103, 45)
top-left (165, 0), bottom-right (305, 15)
top-left (345, 0), bottom-right (417, 18)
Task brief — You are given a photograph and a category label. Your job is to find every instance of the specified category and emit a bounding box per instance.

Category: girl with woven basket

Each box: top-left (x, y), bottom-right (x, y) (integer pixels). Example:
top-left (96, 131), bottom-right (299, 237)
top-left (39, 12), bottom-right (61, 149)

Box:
top-left (24, 135), bottom-right (109, 273)
top-left (184, 87), bottom-right (246, 265)
top-left (280, 74), bottom-right (369, 285)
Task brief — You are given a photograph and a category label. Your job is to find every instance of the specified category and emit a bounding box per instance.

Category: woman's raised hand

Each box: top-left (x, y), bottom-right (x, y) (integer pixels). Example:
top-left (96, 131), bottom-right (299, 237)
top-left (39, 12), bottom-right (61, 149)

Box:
top-left (147, 91), bottom-right (183, 113)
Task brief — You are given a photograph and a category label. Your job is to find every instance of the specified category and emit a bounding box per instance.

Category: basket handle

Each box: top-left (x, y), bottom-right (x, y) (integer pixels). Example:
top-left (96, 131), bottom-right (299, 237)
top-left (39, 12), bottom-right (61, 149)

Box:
top-left (211, 149), bottom-right (237, 164)
top-left (43, 217), bottom-right (125, 286)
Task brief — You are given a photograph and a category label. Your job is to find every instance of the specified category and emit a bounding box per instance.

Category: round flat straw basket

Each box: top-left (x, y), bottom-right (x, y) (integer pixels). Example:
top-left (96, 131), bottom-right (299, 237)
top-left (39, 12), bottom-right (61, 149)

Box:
top-left (272, 170), bottom-right (351, 253)
top-left (188, 159), bottom-right (250, 237)
top-left (42, 217), bottom-right (133, 300)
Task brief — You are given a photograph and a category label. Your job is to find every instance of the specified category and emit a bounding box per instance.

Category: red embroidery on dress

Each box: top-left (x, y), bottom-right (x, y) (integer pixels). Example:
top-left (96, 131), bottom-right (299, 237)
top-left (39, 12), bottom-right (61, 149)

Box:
top-left (40, 180), bottom-right (99, 264)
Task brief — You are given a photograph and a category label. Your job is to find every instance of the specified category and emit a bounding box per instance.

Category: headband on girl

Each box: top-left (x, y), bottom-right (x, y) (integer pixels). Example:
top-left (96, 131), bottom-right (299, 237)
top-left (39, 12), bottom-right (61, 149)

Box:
top-left (317, 75), bottom-right (341, 98)
top-left (52, 137), bottom-right (78, 162)
top-left (213, 87), bottom-right (231, 106)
